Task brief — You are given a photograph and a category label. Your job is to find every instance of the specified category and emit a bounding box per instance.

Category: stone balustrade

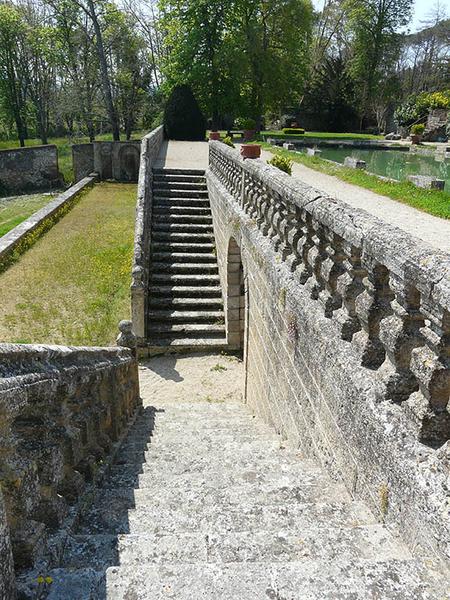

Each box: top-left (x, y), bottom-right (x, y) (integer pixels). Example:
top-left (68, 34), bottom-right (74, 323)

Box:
top-left (0, 344), bottom-right (140, 576)
top-left (131, 126), bottom-right (164, 341)
top-left (209, 141), bottom-right (450, 448)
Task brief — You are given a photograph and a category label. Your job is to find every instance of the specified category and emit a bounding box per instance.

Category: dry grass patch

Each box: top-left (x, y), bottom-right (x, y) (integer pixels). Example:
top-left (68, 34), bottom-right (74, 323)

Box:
top-left (0, 182), bottom-right (136, 346)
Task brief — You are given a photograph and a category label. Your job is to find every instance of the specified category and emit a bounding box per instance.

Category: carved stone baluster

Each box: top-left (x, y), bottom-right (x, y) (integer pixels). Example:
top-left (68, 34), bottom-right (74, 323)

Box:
top-left (287, 206), bottom-right (305, 273)
top-left (334, 243), bottom-right (365, 341)
top-left (378, 277), bottom-right (424, 402)
top-left (319, 232), bottom-right (345, 318)
top-left (260, 193), bottom-right (274, 237)
top-left (296, 211), bottom-right (315, 285)
top-left (408, 299), bottom-right (450, 447)
top-left (270, 192), bottom-right (286, 253)
top-left (277, 201), bottom-right (297, 263)
top-left (306, 221), bottom-right (328, 301)
top-left (353, 260), bottom-right (394, 369)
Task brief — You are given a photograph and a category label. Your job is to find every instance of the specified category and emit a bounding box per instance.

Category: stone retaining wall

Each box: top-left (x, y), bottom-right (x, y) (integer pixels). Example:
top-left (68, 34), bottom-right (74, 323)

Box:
top-left (131, 126), bottom-right (164, 341)
top-left (0, 145), bottom-right (61, 195)
top-left (73, 141), bottom-right (142, 183)
top-left (0, 175), bottom-right (97, 274)
top-left (207, 140), bottom-right (450, 563)
top-left (0, 344), bottom-right (140, 584)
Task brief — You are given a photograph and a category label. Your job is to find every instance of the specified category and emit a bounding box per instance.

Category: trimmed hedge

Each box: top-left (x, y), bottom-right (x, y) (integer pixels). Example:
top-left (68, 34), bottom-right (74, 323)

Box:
top-left (282, 128), bottom-right (305, 135)
top-left (164, 85), bottom-right (206, 141)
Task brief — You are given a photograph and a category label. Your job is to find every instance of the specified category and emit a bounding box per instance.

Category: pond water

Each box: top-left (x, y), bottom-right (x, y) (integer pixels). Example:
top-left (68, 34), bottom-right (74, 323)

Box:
top-left (315, 147), bottom-right (450, 192)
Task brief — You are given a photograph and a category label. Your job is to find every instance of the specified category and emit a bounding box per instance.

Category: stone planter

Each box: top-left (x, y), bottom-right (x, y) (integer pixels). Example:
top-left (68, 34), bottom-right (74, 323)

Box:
top-left (243, 129), bottom-right (256, 142)
top-left (209, 131), bottom-right (221, 141)
top-left (240, 144), bottom-right (261, 160)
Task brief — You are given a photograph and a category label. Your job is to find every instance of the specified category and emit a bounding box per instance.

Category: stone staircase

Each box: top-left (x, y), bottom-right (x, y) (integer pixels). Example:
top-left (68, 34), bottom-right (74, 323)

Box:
top-left (16, 355), bottom-right (447, 599)
top-left (147, 168), bottom-right (227, 353)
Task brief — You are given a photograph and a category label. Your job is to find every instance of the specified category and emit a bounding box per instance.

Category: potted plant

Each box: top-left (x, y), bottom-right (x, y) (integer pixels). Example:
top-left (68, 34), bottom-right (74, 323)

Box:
top-left (240, 144), bottom-right (261, 159)
top-left (410, 123), bottom-right (425, 144)
top-left (209, 131), bottom-right (221, 141)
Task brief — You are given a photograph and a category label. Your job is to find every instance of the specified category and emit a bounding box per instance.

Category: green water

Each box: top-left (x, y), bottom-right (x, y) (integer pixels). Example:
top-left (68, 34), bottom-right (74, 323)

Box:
top-left (316, 147), bottom-right (450, 192)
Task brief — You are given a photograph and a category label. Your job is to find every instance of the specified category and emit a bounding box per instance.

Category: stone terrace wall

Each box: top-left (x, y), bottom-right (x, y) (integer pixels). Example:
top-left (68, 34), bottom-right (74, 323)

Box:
top-left (131, 125), bottom-right (164, 341)
top-left (207, 141), bottom-right (450, 563)
top-left (73, 141), bottom-right (142, 183)
top-left (0, 145), bottom-right (60, 195)
top-left (0, 344), bottom-right (140, 580)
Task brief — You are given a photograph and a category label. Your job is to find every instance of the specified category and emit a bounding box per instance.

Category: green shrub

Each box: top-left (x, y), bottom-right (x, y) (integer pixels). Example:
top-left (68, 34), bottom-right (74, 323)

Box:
top-left (236, 117), bottom-right (256, 130)
top-left (282, 128), bottom-right (305, 135)
top-left (164, 84), bottom-right (206, 141)
top-left (222, 136), bottom-right (235, 148)
top-left (267, 155), bottom-right (293, 175)
top-left (411, 123), bottom-right (425, 135)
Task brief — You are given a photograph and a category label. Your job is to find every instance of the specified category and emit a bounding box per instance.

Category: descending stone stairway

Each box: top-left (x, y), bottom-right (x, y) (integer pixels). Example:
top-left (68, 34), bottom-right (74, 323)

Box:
top-left (17, 357), bottom-right (446, 599)
top-left (147, 168), bottom-right (227, 352)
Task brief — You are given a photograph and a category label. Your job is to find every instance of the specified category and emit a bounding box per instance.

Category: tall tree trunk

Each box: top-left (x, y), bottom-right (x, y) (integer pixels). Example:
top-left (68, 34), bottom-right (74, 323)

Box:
top-left (86, 0), bottom-right (120, 141)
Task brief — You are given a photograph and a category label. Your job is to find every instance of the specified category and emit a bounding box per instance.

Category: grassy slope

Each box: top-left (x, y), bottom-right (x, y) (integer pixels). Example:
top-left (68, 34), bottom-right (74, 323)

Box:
top-left (0, 131), bottom-right (146, 184)
top-left (0, 182), bottom-right (136, 346)
top-left (0, 193), bottom-right (56, 237)
top-left (263, 144), bottom-right (450, 220)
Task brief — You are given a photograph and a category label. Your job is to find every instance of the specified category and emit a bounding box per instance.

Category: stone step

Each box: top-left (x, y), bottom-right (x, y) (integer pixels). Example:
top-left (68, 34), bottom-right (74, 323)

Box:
top-left (150, 274), bottom-right (220, 285)
top-left (151, 252), bottom-right (217, 263)
top-left (152, 233), bottom-right (214, 244)
top-left (20, 558), bottom-right (444, 600)
top-left (148, 297), bottom-right (223, 309)
top-left (154, 180), bottom-right (207, 188)
top-left (148, 285), bottom-right (222, 298)
top-left (147, 310), bottom-right (224, 322)
top-left (153, 174), bottom-right (206, 184)
top-left (153, 168), bottom-right (205, 176)
top-left (151, 242), bottom-right (215, 253)
top-left (153, 189), bottom-right (209, 199)
top-left (104, 559), bottom-right (445, 600)
top-left (50, 523), bottom-right (408, 574)
top-left (145, 338), bottom-right (229, 352)
top-left (150, 263), bottom-right (218, 275)
top-left (153, 206), bottom-right (211, 216)
top-left (147, 324), bottom-right (225, 337)
top-left (153, 197), bottom-right (211, 207)
top-left (153, 214), bottom-right (213, 224)
top-left (152, 222), bottom-right (213, 231)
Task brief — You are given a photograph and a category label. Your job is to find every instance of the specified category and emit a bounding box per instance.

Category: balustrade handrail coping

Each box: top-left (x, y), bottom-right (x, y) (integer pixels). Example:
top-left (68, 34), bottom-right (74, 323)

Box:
top-left (0, 343), bottom-right (134, 386)
top-left (209, 141), bottom-right (449, 311)
top-left (132, 125), bottom-right (164, 288)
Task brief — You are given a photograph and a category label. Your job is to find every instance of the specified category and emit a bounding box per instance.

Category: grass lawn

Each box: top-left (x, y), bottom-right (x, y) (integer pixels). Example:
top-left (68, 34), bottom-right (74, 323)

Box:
top-left (0, 182), bottom-right (136, 346)
top-left (0, 193), bottom-right (57, 237)
top-left (0, 131), bottom-right (146, 185)
top-left (261, 131), bottom-right (385, 141)
top-left (262, 143), bottom-right (450, 220)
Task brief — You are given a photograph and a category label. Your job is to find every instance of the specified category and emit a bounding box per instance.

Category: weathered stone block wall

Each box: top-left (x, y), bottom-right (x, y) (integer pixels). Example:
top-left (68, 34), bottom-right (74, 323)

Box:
top-left (73, 141), bottom-right (142, 183)
top-left (0, 344), bottom-right (140, 575)
top-left (207, 141), bottom-right (450, 563)
top-left (131, 126), bottom-right (164, 341)
top-left (72, 143), bottom-right (94, 182)
top-left (0, 145), bottom-right (60, 195)
top-left (0, 488), bottom-right (15, 600)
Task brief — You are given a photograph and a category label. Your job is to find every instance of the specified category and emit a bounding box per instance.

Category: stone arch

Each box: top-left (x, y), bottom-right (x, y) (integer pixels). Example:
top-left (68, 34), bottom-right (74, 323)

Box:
top-left (226, 237), bottom-right (246, 355)
top-left (118, 145), bottom-right (140, 182)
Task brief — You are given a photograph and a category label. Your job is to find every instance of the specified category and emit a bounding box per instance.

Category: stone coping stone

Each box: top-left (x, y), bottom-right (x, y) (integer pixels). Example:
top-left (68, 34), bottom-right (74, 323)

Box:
top-left (407, 175), bottom-right (445, 191)
top-left (0, 174), bottom-right (97, 262)
top-left (344, 156), bottom-right (366, 169)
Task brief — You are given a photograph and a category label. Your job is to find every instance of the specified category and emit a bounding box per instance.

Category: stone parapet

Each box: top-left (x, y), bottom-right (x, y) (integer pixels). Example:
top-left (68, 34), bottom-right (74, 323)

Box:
top-left (131, 126), bottom-right (164, 341)
top-left (0, 145), bottom-right (61, 195)
top-left (207, 140), bottom-right (450, 562)
top-left (0, 344), bottom-right (140, 573)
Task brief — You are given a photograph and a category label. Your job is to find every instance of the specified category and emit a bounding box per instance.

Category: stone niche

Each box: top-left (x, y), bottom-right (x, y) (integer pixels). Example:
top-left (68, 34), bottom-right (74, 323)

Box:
top-left (72, 141), bottom-right (141, 183)
top-left (0, 145), bottom-right (61, 195)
